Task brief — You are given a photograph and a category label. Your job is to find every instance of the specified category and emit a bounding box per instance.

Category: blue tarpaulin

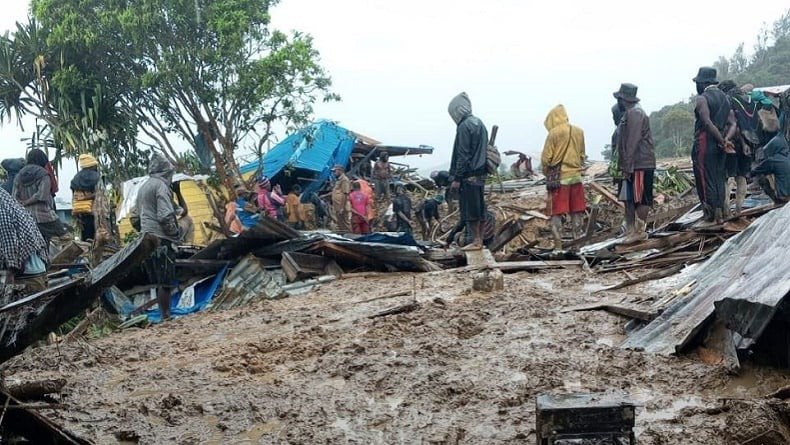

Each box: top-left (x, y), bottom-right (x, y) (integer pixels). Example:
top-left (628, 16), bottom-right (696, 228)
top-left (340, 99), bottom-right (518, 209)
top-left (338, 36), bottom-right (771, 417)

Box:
top-left (239, 120), bottom-right (356, 195)
top-left (146, 267), bottom-right (229, 323)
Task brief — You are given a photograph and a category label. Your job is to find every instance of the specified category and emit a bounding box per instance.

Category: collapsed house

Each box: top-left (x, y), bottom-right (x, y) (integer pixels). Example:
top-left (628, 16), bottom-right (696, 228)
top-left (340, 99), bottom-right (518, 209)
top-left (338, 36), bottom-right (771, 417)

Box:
top-left (238, 120), bottom-right (433, 194)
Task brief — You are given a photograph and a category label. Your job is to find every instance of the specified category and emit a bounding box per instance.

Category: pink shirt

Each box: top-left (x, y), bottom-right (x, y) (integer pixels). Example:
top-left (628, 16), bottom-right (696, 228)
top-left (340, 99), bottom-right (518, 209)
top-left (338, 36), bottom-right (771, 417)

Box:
top-left (349, 191), bottom-right (369, 217)
top-left (257, 191), bottom-right (277, 219)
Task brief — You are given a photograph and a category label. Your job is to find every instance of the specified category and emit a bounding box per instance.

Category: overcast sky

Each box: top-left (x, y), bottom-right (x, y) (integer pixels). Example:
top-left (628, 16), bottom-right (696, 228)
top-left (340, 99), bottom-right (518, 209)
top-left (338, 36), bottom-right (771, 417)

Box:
top-left (2, 0), bottom-right (789, 198)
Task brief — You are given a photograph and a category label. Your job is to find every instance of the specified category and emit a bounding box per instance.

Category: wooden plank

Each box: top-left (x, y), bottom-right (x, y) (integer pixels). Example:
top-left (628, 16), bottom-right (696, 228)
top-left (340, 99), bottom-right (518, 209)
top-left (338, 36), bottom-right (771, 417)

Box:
top-left (563, 301), bottom-right (658, 322)
top-left (593, 264), bottom-right (684, 293)
top-left (589, 182), bottom-right (625, 208)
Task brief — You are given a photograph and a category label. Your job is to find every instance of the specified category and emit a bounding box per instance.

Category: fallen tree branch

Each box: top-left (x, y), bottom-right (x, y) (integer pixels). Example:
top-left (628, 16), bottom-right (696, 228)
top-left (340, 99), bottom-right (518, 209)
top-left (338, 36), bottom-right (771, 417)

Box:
top-left (369, 301), bottom-right (421, 319)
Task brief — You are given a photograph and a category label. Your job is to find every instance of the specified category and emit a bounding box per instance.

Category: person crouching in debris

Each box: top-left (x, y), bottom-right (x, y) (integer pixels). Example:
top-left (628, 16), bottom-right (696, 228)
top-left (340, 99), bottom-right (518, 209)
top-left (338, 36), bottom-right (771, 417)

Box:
top-left (331, 164), bottom-right (352, 232)
top-left (285, 185), bottom-right (306, 230)
top-left (448, 92), bottom-right (489, 251)
top-left (416, 194), bottom-right (444, 240)
top-left (541, 104), bottom-right (586, 250)
top-left (255, 176), bottom-right (278, 220)
top-left (70, 154), bottom-right (101, 241)
top-left (505, 152), bottom-right (534, 178)
top-left (391, 184), bottom-right (413, 232)
top-left (133, 154), bottom-right (182, 320)
top-left (752, 99), bottom-right (790, 204)
top-left (13, 148), bottom-right (69, 248)
top-left (0, 187), bottom-right (49, 295)
top-left (430, 170), bottom-right (458, 213)
top-left (373, 152), bottom-right (392, 199)
top-left (614, 84), bottom-right (656, 242)
top-left (349, 181), bottom-right (371, 234)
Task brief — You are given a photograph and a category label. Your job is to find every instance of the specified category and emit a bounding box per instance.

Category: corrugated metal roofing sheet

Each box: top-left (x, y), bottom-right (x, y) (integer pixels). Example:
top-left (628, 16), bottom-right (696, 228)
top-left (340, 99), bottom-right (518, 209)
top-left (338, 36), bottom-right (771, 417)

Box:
top-left (239, 120), bottom-right (355, 178)
top-left (622, 204), bottom-right (790, 354)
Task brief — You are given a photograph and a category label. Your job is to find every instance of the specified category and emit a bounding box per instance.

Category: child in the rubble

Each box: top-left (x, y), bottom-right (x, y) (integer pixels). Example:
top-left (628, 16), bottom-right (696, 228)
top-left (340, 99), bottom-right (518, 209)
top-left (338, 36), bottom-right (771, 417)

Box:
top-left (349, 181), bottom-right (371, 234)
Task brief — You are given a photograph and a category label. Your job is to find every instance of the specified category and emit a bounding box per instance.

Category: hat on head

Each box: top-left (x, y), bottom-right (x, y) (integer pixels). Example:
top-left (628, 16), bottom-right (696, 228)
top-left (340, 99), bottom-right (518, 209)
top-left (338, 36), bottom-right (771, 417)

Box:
top-left (613, 83), bottom-right (640, 103)
top-left (256, 175), bottom-right (270, 189)
top-left (719, 80), bottom-right (738, 93)
top-left (693, 67), bottom-right (718, 84)
top-left (332, 164), bottom-right (345, 172)
top-left (433, 194), bottom-right (445, 203)
top-left (79, 154), bottom-right (98, 169)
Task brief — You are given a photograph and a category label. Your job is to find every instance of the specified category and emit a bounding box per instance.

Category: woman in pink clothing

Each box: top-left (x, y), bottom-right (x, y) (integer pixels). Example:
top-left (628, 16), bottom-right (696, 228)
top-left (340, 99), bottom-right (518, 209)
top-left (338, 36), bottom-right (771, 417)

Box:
top-left (256, 176), bottom-right (278, 219)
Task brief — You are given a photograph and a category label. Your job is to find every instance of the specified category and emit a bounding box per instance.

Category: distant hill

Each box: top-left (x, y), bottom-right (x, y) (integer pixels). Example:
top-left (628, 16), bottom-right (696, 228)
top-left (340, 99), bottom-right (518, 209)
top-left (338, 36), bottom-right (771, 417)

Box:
top-left (646, 9), bottom-right (790, 159)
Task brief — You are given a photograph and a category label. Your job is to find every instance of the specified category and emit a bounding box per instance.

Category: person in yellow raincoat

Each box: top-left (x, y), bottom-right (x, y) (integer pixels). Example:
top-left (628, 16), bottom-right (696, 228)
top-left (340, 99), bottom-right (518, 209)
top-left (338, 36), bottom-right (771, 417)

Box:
top-left (540, 105), bottom-right (586, 250)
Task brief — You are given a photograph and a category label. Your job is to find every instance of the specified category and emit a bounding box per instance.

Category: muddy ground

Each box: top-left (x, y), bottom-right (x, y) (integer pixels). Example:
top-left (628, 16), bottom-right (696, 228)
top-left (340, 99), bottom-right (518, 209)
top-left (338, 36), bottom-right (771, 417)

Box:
top-left (3, 269), bottom-right (790, 444)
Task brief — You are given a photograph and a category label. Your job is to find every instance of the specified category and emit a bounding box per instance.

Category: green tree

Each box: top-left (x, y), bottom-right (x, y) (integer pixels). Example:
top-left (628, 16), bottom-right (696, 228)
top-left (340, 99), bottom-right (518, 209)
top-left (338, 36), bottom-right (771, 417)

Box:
top-left (662, 107), bottom-right (694, 154)
top-left (1, 0), bottom-right (337, 190)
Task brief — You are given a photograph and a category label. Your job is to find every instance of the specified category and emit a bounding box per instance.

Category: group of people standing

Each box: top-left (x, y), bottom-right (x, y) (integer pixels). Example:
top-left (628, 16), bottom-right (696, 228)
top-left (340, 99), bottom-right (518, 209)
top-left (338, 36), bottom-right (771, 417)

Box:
top-left (0, 149), bottom-right (107, 295)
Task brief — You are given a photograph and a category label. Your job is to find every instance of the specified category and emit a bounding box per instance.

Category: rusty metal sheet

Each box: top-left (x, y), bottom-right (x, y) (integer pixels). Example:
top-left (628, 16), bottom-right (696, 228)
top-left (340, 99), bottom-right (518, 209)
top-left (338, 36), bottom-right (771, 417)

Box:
top-left (622, 204), bottom-right (790, 354)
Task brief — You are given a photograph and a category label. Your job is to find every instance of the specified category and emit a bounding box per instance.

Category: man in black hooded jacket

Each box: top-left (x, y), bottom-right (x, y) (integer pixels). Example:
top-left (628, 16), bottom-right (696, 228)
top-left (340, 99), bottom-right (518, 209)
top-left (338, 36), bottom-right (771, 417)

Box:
top-left (448, 92), bottom-right (488, 250)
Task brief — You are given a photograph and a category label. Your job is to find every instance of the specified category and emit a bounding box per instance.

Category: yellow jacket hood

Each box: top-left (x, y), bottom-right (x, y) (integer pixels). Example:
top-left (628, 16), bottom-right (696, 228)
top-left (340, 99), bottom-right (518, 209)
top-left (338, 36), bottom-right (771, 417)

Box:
top-left (544, 104), bottom-right (569, 132)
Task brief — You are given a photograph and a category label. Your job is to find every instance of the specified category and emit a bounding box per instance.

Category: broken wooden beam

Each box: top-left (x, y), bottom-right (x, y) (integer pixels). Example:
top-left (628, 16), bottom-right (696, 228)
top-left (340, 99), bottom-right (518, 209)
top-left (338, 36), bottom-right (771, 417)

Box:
top-left (0, 389), bottom-right (91, 444)
top-left (562, 301), bottom-right (659, 322)
top-left (593, 264), bottom-right (684, 293)
top-left (589, 182), bottom-right (624, 208)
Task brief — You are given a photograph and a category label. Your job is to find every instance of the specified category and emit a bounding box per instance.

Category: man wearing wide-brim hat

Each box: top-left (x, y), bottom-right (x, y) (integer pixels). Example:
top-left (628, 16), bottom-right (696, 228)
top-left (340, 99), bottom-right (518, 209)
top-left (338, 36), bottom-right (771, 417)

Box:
top-left (691, 66), bottom-right (738, 224)
top-left (331, 164), bottom-right (352, 232)
top-left (613, 83), bottom-right (656, 243)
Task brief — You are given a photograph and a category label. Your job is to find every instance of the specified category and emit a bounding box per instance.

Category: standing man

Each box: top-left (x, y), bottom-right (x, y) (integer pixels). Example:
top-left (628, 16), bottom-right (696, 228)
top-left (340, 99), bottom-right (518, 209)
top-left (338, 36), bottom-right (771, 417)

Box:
top-left (691, 67), bottom-right (737, 224)
top-left (70, 154), bottom-right (101, 241)
top-left (720, 80), bottom-right (757, 216)
top-left (540, 105), bottom-right (586, 250)
top-left (13, 149), bottom-right (69, 247)
top-left (373, 152), bottom-right (392, 200)
top-left (135, 153), bottom-right (182, 320)
top-left (614, 84), bottom-right (656, 242)
top-left (331, 164), bottom-right (352, 232)
top-left (391, 184), bottom-right (413, 233)
top-left (448, 92), bottom-right (488, 251)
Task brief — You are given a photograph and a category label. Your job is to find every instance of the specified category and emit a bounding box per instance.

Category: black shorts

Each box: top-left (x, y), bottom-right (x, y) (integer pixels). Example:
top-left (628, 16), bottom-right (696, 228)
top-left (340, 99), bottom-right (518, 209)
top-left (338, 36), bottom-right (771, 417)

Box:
top-left (459, 179), bottom-right (485, 222)
top-left (726, 152), bottom-right (751, 178)
top-left (142, 240), bottom-right (176, 286)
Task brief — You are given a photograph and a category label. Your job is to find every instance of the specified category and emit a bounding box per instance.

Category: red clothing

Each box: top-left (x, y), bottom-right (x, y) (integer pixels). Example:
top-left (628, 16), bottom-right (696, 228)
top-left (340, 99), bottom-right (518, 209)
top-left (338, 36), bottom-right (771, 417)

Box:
top-left (548, 183), bottom-right (586, 216)
top-left (352, 214), bottom-right (370, 234)
top-left (257, 191), bottom-right (277, 219)
top-left (349, 190), bottom-right (369, 218)
top-left (44, 162), bottom-right (59, 195)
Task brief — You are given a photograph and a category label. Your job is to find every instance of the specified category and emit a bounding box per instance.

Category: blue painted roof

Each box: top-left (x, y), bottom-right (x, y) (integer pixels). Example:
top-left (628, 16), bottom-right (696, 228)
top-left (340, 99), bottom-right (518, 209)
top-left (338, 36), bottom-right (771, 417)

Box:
top-left (240, 120), bottom-right (355, 180)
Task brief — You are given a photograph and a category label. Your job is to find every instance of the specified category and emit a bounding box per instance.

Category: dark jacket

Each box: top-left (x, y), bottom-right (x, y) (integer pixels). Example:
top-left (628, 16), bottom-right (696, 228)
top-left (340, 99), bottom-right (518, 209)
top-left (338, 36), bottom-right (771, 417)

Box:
top-left (1, 158), bottom-right (25, 193)
top-left (448, 93), bottom-right (488, 180)
top-left (13, 164), bottom-right (58, 223)
top-left (753, 134), bottom-right (790, 199)
top-left (617, 105), bottom-right (656, 173)
top-left (70, 168), bottom-right (101, 192)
